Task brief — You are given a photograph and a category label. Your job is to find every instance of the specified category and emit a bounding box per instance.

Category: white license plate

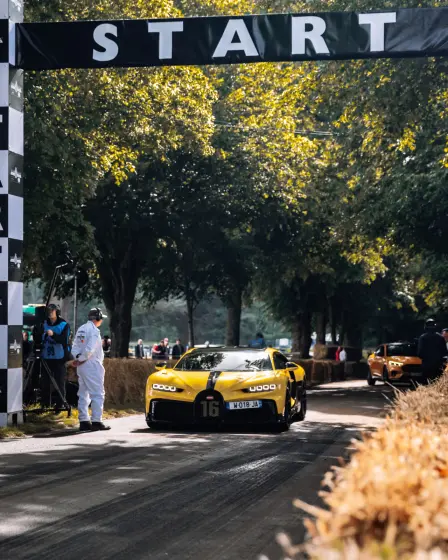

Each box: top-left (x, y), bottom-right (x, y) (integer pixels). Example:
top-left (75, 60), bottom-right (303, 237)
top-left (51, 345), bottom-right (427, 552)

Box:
top-left (226, 400), bottom-right (262, 410)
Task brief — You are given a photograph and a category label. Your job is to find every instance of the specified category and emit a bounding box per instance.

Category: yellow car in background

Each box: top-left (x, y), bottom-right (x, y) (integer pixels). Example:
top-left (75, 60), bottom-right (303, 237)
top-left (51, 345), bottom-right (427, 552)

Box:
top-left (145, 347), bottom-right (307, 431)
top-left (367, 342), bottom-right (422, 385)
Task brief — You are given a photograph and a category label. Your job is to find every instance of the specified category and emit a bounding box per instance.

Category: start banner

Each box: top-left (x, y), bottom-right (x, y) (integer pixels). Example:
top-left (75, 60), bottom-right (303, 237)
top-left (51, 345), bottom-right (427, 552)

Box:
top-left (15, 8), bottom-right (448, 70)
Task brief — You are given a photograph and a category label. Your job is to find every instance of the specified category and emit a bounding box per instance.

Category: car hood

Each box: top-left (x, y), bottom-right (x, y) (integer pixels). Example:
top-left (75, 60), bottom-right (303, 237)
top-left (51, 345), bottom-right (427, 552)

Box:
top-left (152, 370), bottom-right (278, 393)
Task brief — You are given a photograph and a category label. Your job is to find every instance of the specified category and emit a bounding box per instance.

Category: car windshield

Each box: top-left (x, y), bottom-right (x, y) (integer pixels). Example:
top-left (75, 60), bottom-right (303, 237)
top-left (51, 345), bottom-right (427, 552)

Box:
top-left (174, 351), bottom-right (273, 372)
top-left (387, 343), bottom-right (418, 357)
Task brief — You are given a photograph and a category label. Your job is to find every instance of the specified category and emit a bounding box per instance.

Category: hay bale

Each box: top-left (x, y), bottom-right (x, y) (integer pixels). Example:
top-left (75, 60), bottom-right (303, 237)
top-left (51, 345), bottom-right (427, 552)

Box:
top-left (104, 359), bottom-right (177, 408)
top-left (294, 373), bottom-right (448, 559)
top-left (312, 344), bottom-right (330, 360)
top-left (344, 360), bottom-right (369, 379)
top-left (331, 360), bottom-right (345, 381)
top-left (311, 361), bottom-right (326, 385)
top-left (67, 359), bottom-right (177, 409)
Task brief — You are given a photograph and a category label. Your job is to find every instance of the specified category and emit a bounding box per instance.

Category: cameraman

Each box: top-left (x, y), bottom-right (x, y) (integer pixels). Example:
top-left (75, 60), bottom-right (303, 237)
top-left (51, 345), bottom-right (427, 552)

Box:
top-left (41, 303), bottom-right (71, 409)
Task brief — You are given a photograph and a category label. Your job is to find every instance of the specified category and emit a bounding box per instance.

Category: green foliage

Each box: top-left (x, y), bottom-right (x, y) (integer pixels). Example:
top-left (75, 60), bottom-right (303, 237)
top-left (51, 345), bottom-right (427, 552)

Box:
top-left (23, 0), bottom-right (448, 355)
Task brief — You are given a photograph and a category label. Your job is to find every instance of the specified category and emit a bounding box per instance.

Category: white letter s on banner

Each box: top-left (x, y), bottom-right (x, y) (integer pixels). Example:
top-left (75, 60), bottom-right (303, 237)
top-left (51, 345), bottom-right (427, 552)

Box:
top-left (93, 23), bottom-right (119, 62)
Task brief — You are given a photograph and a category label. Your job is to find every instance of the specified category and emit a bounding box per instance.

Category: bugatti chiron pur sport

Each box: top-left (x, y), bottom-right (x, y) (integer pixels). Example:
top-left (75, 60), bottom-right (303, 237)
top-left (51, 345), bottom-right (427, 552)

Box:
top-left (145, 347), bottom-right (307, 431)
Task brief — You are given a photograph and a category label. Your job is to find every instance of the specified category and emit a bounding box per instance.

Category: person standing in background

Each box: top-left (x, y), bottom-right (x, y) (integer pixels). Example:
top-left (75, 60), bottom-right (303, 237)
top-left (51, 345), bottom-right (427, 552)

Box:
top-left (442, 328), bottom-right (448, 352)
top-left (22, 331), bottom-right (32, 364)
top-left (339, 347), bottom-right (347, 362)
top-left (72, 308), bottom-right (110, 432)
top-left (135, 339), bottom-right (145, 359)
top-left (152, 340), bottom-right (167, 360)
top-left (172, 339), bottom-right (185, 360)
top-left (102, 335), bottom-right (111, 358)
top-left (164, 337), bottom-right (170, 358)
top-left (418, 319), bottom-right (447, 384)
top-left (41, 303), bottom-right (71, 410)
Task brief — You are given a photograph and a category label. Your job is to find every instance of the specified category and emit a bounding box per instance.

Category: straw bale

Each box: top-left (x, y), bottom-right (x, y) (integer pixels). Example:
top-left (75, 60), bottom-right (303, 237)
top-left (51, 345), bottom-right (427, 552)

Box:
top-left (291, 373), bottom-right (448, 559)
top-left (67, 359), bottom-right (176, 409)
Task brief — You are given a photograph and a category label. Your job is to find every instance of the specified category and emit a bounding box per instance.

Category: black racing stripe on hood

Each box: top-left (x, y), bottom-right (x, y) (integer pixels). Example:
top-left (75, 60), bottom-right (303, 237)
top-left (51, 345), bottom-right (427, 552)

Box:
top-left (206, 371), bottom-right (222, 390)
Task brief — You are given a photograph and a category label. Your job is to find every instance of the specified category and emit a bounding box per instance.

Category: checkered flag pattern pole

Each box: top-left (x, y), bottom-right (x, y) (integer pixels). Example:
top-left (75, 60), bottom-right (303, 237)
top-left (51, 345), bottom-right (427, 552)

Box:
top-left (0, 0), bottom-right (24, 427)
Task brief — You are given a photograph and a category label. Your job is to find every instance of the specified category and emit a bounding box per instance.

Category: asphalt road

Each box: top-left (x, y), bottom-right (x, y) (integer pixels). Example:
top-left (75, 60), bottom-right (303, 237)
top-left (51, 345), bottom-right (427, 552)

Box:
top-left (0, 380), bottom-right (392, 560)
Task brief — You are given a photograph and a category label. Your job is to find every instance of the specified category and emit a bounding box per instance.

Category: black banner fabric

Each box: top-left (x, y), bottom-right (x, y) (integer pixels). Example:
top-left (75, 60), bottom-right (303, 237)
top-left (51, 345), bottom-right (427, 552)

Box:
top-left (16, 8), bottom-right (448, 71)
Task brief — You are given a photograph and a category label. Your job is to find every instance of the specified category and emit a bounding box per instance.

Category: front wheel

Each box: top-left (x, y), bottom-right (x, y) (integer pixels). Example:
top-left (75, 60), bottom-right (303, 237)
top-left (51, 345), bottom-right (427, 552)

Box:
top-left (274, 390), bottom-right (292, 432)
top-left (146, 415), bottom-right (165, 430)
top-left (367, 369), bottom-right (377, 386)
top-left (295, 386), bottom-right (307, 422)
top-left (382, 367), bottom-right (389, 384)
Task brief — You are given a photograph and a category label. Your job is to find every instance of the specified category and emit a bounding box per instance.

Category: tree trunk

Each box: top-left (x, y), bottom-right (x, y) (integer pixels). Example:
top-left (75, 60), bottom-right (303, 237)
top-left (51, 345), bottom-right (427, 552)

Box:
top-left (225, 287), bottom-right (242, 346)
top-left (97, 250), bottom-right (140, 358)
top-left (329, 298), bottom-right (338, 344)
top-left (186, 295), bottom-right (195, 348)
top-left (291, 316), bottom-right (301, 353)
top-left (342, 311), bottom-right (363, 348)
top-left (109, 298), bottom-right (134, 358)
top-left (315, 308), bottom-right (327, 345)
top-left (291, 312), bottom-right (312, 357)
top-left (331, 322), bottom-right (337, 345)
top-left (299, 311), bottom-right (312, 358)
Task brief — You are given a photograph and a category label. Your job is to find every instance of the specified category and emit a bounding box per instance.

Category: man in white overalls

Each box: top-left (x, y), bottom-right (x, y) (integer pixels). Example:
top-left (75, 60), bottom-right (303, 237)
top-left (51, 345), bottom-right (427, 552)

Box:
top-left (72, 308), bottom-right (111, 432)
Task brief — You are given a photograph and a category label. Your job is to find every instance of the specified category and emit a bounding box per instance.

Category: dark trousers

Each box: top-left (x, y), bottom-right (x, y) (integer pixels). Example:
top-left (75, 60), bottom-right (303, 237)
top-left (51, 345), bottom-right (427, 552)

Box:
top-left (422, 363), bottom-right (443, 384)
top-left (41, 359), bottom-right (67, 407)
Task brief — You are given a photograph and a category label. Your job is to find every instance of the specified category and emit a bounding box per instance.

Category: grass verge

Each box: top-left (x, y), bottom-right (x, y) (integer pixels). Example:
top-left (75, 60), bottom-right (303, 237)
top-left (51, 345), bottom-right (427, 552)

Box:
top-left (0, 403), bottom-right (144, 440)
top-left (283, 374), bottom-right (448, 559)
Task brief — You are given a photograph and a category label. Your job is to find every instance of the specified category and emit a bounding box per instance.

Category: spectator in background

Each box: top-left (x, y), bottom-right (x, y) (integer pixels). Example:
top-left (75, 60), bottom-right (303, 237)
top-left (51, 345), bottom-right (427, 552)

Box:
top-left (339, 347), bottom-right (347, 362)
top-left (172, 339), bottom-right (185, 360)
top-left (41, 303), bottom-right (71, 410)
top-left (335, 346), bottom-right (342, 361)
top-left (152, 340), bottom-right (168, 360)
top-left (418, 319), bottom-right (447, 383)
top-left (135, 338), bottom-right (145, 359)
top-left (164, 337), bottom-right (170, 357)
top-left (22, 331), bottom-right (32, 364)
top-left (442, 328), bottom-right (448, 351)
top-left (102, 335), bottom-right (111, 358)
top-left (249, 332), bottom-right (266, 349)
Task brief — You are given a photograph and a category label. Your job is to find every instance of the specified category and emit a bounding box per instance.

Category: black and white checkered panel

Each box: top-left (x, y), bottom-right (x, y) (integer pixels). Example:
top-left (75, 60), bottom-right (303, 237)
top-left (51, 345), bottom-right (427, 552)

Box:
top-left (0, 0), bottom-right (23, 426)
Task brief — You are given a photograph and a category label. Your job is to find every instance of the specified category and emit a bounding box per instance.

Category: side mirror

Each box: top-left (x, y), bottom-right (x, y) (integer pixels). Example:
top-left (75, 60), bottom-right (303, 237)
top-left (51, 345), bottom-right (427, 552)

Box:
top-left (155, 362), bottom-right (167, 371)
top-left (285, 362), bottom-right (298, 369)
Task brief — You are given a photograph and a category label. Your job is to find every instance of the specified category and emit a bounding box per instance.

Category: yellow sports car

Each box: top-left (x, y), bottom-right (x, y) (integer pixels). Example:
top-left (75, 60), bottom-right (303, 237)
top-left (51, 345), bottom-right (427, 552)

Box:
top-left (145, 347), bottom-right (307, 431)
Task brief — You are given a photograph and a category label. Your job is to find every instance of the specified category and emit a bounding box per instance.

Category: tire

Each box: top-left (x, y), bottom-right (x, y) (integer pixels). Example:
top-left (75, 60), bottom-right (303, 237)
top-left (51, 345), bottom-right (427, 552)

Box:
top-left (275, 390), bottom-right (292, 432)
top-left (146, 415), bottom-right (164, 430)
top-left (382, 367), bottom-right (389, 384)
top-left (295, 385), bottom-right (307, 422)
top-left (367, 369), bottom-right (377, 386)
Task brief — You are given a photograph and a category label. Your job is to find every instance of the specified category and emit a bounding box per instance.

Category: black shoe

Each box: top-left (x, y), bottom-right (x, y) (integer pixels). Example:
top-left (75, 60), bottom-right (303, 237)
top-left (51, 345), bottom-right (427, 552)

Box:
top-left (91, 422), bottom-right (111, 431)
top-left (79, 421), bottom-right (92, 432)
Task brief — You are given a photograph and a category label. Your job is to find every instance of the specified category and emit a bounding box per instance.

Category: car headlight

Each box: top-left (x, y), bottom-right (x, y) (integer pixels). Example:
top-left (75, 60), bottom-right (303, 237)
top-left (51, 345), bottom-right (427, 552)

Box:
top-left (152, 384), bottom-right (183, 393)
top-left (243, 384), bottom-right (277, 393)
top-left (389, 361), bottom-right (402, 368)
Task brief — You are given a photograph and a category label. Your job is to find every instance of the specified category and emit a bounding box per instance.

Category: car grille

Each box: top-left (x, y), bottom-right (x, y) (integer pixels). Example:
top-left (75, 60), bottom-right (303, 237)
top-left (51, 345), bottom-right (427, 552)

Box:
top-left (151, 395), bottom-right (278, 425)
top-left (401, 364), bottom-right (422, 374)
top-left (151, 400), bottom-right (194, 423)
top-left (224, 400), bottom-right (277, 424)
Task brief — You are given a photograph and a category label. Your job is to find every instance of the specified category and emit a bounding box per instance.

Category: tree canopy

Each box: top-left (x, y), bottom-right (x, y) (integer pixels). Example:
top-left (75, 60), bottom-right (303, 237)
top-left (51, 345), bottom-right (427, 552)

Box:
top-left (23, 0), bottom-right (448, 356)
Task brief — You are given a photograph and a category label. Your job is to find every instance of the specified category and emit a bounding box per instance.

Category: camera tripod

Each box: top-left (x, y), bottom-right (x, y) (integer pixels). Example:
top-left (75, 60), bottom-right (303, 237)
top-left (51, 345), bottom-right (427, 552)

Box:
top-left (23, 352), bottom-right (72, 418)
